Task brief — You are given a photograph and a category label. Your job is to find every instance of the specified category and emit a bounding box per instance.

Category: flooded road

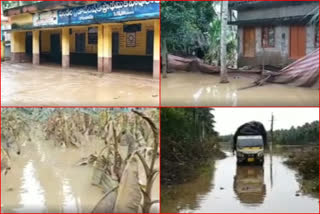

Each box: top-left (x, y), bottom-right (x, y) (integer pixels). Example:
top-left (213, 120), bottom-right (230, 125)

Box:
top-left (161, 72), bottom-right (319, 106)
top-left (161, 151), bottom-right (319, 213)
top-left (1, 125), bottom-right (105, 213)
top-left (1, 62), bottom-right (159, 106)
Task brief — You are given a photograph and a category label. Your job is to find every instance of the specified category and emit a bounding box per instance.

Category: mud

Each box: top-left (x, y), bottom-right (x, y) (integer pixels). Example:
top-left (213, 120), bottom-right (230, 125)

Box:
top-left (161, 72), bottom-right (319, 106)
top-left (161, 150), bottom-right (319, 213)
top-left (1, 62), bottom-right (159, 106)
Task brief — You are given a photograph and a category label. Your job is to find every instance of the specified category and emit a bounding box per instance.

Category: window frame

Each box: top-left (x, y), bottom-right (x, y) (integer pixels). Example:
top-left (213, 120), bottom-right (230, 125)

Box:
top-left (261, 26), bottom-right (275, 48)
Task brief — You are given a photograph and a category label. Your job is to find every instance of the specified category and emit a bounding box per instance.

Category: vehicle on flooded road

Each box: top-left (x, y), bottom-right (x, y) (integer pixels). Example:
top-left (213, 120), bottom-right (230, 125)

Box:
top-left (233, 121), bottom-right (267, 165)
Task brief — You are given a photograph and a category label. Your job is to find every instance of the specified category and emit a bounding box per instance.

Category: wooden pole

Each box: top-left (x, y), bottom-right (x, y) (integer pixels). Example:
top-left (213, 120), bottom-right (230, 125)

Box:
top-left (220, 1), bottom-right (229, 83)
top-left (270, 113), bottom-right (274, 188)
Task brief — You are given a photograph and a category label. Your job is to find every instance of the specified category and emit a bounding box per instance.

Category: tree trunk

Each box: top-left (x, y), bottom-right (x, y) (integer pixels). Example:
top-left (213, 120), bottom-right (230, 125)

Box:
top-left (220, 1), bottom-right (229, 83)
top-left (161, 39), bottom-right (168, 78)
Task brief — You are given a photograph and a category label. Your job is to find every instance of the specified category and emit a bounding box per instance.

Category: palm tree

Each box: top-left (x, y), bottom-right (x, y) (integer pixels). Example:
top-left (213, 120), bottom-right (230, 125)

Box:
top-left (309, 6), bottom-right (319, 24)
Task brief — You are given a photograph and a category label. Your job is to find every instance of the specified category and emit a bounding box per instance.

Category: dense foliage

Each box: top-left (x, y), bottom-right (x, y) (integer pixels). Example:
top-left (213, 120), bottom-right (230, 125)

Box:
top-left (272, 121), bottom-right (319, 145)
top-left (285, 147), bottom-right (319, 196)
top-left (161, 1), bottom-right (237, 65)
top-left (161, 108), bottom-right (223, 184)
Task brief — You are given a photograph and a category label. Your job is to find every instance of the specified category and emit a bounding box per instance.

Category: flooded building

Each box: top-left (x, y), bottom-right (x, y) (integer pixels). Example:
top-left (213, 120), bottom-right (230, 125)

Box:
top-left (1, 15), bottom-right (10, 61)
top-left (229, 1), bottom-right (319, 67)
top-left (3, 1), bottom-right (160, 78)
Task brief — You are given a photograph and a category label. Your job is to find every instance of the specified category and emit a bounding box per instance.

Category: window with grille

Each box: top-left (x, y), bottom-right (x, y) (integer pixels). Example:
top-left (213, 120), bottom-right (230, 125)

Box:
top-left (262, 27), bottom-right (275, 48)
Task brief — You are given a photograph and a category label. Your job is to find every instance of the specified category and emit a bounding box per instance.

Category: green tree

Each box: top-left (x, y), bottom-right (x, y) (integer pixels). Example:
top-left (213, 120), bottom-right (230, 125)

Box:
top-left (272, 121), bottom-right (319, 145)
top-left (161, 108), bottom-right (222, 184)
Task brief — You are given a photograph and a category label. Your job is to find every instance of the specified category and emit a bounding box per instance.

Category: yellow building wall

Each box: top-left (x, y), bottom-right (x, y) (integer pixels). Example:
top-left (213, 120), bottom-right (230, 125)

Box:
top-left (70, 27), bottom-right (97, 54)
top-left (11, 14), bottom-right (33, 27)
top-left (68, 21), bottom-right (154, 56)
top-left (11, 31), bottom-right (26, 53)
top-left (40, 29), bottom-right (60, 53)
top-left (113, 21), bottom-right (154, 56)
top-left (26, 20), bottom-right (155, 56)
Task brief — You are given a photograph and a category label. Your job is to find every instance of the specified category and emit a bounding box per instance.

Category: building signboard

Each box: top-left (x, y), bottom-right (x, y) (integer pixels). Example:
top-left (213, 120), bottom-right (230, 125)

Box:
top-left (33, 11), bottom-right (58, 27)
top-left (58, 1), bottom-right (159, 26)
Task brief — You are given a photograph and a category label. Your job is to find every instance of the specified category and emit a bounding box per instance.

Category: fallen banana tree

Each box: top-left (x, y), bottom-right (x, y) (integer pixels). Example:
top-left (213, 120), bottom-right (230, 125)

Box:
top-left (1, 109), bottom-right (31, 156)
top-left (1, 109), bottom-right (33, 175)
top-left (44, 110), bottom-right (96, 147)
top-left (1, 145), bottom-right (11, 175)
top-left (91, 109), bottom-right (159, 213)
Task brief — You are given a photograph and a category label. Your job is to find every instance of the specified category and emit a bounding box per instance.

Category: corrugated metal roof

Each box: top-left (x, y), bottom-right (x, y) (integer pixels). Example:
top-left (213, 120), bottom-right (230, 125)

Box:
top-left (229, 1), bottom-right (315, 11)
top-left (228, 15), bottom-right (314, 26)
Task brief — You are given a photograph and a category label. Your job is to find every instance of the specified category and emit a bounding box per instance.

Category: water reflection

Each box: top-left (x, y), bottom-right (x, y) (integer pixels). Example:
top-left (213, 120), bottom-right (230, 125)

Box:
top-left (233, 166), bottom-right (266, 205)
top-left (161, 166), bottom-right (214, 213)
top-left (161, 72), bottom-right (319, 106)
top-left (15, 161), bottom-right (47, 213)
top-left (1, 129), bottom-right (105, 213)
top-left (161, 151), bottom-right (319, 213)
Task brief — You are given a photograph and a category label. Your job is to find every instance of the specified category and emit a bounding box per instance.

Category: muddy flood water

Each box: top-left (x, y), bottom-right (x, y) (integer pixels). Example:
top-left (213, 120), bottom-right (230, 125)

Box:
top-left (161, 150), bottom-right (319, 213)
top-left (1, 62), bottom-right (159, 106)
top-left (161, 72), bottom-right (319, 106)
top-left (1, 125), bottom-right (106, 213)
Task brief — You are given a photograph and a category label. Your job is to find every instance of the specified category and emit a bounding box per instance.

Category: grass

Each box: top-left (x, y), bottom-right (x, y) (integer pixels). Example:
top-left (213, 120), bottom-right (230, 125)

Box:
top-left (284, 147), bottom-right (319, 197)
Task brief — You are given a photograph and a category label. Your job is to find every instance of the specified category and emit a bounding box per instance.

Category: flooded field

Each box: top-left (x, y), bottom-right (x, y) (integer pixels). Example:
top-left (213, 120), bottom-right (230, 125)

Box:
top-left (161, 150), bottom-right (319, 213)
top-left (1, 124), bottom-right (105, 213)
top-left (161, 72), bottom-right (319, 106)
top-left (1, 62), bottom-right (159, 106)
top-left (1, 108), bottom-right (160, 213)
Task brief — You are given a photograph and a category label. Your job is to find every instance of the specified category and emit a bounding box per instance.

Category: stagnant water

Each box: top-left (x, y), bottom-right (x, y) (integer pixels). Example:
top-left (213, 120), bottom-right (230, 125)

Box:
top-left (161, 151), bottom-right (319, 213)
top-left (1, 62), bottom-right (159, 106)
top-left (1, 127), bottom-right (106, 213)
top-left (161, 72), bottom-right (319, 106)
top-left (1, 123), bottom-right (160, 213)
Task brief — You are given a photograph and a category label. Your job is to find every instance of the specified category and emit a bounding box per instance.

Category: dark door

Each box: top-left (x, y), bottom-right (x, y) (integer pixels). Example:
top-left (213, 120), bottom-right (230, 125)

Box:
top-left (75, 33), bottom-right (86, 53)
top-left (146, 30), bottom-right (154, 55)
top-left (290, 26), bottom-right (306, 59)
top-left (50, 34), bottom-right (61, 63)
top-left (112, 32), bottom-right (119, 55)
top-left (243, 27), bottom-right (256, 57)
top-left (25, 32), bottom-right (32, 56)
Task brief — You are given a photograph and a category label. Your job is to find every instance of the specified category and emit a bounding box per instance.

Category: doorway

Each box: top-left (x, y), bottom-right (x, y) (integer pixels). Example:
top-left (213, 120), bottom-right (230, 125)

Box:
top-left (146, 30), bottom-right (154, 55)
top-left (290, 26), bottom-right (306, 59)
top-left (243, 27), bottom-right (256, 57)
top-left (50, 34), bottom-right (61, 63)
top-left (75, 33), bottom-right (86, 53)
top-left (25, 32), bottom-right (32, 58)
top-left (112, 32), bottom-right (119, 55)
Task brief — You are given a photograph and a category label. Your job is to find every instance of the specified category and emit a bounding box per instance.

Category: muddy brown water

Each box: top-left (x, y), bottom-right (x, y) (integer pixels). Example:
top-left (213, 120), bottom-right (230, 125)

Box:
top-left (1, 62), bottom-right (159, 106)
top-left (1, 124), bottom-right (160, 213)
top-left (161, 150), bottom-right (319, 213)
top-left (1, 126), bottom-right (106, 213)
top-left (161, 72), bottom-right (319, 106)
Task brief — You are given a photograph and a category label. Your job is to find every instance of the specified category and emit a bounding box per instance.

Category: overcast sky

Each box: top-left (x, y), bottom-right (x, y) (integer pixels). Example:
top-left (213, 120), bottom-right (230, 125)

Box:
top-left (212, 108), bottom-right (319, 135)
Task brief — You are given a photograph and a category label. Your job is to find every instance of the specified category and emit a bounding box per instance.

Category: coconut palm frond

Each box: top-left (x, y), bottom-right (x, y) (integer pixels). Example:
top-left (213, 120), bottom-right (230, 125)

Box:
top-left (306, 6), bottom-right (319, 24)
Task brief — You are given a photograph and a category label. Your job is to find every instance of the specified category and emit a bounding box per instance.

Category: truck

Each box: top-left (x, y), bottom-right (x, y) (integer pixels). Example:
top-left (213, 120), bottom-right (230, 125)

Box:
top-left (233, 121), bottom-right (267, 165)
